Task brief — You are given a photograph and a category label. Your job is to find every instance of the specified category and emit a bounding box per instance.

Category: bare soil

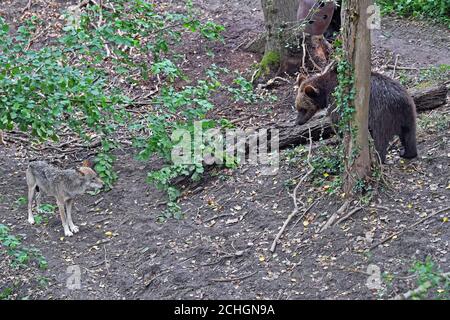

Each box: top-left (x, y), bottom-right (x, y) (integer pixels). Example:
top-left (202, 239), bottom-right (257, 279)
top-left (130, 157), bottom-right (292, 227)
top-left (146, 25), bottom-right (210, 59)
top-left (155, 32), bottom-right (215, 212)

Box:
top-left (0, 0), bottom-right (449, 300)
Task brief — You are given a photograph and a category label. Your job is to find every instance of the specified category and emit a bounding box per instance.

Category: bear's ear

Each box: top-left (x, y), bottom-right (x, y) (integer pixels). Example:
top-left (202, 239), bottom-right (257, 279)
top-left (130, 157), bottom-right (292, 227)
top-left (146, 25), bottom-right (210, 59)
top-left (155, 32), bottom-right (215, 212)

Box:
top-left (304, 85), bottom-right (319, 98)
top-left (296, 74), bottom-right (307, 86)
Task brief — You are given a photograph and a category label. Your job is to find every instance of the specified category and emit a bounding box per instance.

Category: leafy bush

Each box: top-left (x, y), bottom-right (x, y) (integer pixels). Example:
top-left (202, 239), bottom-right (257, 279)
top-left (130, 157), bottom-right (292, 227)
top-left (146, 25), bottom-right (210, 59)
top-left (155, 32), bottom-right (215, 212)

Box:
top-left (0, 17), bottom-right (128, 141)
top-left (377, 0), bottom-right (450, 27)
top-left (410, 257), bottom-right (450, 299)
top-left (1, 0), bottom-right (267, 216)
top-left (0, 224), bottom-right (47, 269)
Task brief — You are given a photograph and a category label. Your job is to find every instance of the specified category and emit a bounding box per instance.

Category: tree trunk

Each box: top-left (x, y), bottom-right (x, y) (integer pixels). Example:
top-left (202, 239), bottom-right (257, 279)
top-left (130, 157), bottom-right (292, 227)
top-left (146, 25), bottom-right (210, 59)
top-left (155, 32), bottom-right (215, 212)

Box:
top-left (341, 0), bottom-right (372, 195)
top-left (260, 0), bottom-right (331, 76)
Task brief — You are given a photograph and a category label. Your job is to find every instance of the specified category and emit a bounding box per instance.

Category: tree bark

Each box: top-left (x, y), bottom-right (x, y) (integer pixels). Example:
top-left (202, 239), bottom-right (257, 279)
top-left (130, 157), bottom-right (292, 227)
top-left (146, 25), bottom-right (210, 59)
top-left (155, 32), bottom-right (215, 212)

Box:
top-left (410, 83), bottom-right (449, 111)
top-left (260, 0), bottom-right (331, 76)
top-left (341, 0), bottom-right (372, 195)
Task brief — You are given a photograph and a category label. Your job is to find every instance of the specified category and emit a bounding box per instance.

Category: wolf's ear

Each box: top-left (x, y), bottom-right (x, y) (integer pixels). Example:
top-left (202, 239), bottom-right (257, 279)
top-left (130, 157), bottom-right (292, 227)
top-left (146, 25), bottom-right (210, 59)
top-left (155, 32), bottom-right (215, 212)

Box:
top-left (82, 159), bottom-right (92, 168)
top-left (304, 85), bottom-right (319, 98)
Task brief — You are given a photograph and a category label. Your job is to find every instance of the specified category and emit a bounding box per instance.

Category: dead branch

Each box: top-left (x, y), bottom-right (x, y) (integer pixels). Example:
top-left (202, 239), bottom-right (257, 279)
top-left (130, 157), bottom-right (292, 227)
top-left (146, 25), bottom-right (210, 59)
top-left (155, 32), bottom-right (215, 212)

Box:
top-left (22, 0), bottom-right (33, 13)
top-left (320, 200), bottom-right (350, 233)
top-left (209, 271), bottom-right (258, 283)
top-left (270, 128), bottom-right (315, 253)
top-left (335, 206), bottom-right (363, 226)
top-left (386, 65), bottom-right (424, 71)
top-left (370, 206), bottom-right (450, 250)
top-left (391, 54), bottom-right (399, 78)
top-left (144, 270), bottom-right (170, 287)
top-left (77, 0), bottom-right (93, 9)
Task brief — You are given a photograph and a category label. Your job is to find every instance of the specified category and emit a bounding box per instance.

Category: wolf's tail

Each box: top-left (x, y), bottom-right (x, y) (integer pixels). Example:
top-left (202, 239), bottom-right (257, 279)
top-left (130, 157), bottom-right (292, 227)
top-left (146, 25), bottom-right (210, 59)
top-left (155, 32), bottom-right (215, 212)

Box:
top-left (26, 162), bottom-right (40, 192)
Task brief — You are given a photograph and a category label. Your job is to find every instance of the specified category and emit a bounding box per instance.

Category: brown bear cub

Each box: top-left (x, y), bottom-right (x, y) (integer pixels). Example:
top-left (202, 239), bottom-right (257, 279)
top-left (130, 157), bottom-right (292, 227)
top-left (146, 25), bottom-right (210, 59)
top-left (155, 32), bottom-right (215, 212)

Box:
top-left (295, 63), bottom-right (418, 163)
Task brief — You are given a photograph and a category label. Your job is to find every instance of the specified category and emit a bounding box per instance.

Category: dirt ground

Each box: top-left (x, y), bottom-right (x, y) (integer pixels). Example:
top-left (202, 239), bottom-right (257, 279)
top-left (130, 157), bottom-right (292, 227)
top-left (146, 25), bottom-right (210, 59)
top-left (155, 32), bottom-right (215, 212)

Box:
top-left (0, 0), bottom-right (449, 300)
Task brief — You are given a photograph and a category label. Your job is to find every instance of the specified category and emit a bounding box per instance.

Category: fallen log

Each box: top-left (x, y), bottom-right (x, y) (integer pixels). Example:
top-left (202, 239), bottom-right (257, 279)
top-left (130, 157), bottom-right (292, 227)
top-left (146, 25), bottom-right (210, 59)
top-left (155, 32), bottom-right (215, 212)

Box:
top-left (272, 116), bottom-right (334, 149)
top-left (410, 83), bottom-right (449, 112)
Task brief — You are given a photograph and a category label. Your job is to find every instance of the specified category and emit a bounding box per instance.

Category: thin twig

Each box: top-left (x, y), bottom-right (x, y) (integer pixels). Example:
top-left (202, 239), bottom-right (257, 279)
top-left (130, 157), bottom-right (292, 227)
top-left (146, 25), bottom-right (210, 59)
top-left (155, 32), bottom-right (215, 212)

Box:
top-left (392, 54), bottom-right (399, 78)
top-left (370, 207), bottom-right (450, 250)
top-left (301, 32), bottom-right (307, 73)
top-left (392, 273), bottom-right (450, 300)
top-left (22, 0), bottom-right (33, 13)
top-left (203, 213), bottom-right (234, 224)
top-left (76, 0), bottom-right (92, 9)
top-left (320, 200), bottom-right (350, 233)
top-left (209, 271), bottom-right (258, 283)
top-left (335, 206), bottom-right (363, 225)
top-left (144, 270), bottom-right (170, 287)
top-left (270, 128), bottom-right (314, 253)
top-left (386, 65), bottom-right (424, 71)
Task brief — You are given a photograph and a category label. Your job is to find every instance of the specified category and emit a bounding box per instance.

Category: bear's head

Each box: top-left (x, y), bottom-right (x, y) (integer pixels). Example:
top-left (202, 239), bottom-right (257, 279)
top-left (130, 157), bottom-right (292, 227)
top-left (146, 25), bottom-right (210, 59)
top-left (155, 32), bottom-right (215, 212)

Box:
top-left (295, 62), bottom-right (338, 125)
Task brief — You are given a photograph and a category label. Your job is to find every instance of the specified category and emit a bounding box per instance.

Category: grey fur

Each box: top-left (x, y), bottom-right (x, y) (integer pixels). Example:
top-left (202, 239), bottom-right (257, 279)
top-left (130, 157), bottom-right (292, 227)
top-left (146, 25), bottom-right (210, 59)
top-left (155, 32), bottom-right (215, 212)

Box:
top-left (26, 161), bottom-right (103, 237)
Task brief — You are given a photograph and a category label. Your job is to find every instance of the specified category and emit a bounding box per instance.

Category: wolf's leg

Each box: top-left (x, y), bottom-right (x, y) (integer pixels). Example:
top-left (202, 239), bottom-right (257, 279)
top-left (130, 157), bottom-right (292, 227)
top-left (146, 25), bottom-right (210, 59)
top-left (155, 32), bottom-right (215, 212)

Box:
top-left (65, 199), bottom-right (79, 234)
top-left (57, 199), bottom-right (73, 237)
top-left (35, 189), bottom-right (42, 212)
top-left (26, 170), bottom-right (37, 225)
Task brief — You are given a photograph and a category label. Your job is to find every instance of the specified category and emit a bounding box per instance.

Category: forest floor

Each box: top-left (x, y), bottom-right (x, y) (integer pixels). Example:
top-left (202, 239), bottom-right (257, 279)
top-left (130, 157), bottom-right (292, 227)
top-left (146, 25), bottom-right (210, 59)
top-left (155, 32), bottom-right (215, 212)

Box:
top-left (0, 0), bottom-right (449, 299)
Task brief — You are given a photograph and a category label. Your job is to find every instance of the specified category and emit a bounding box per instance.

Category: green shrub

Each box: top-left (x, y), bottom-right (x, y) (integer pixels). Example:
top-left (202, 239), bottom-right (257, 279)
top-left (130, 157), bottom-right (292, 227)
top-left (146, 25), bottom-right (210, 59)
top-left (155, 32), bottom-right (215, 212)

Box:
top-left (377, 0), bottom-right (450, 27)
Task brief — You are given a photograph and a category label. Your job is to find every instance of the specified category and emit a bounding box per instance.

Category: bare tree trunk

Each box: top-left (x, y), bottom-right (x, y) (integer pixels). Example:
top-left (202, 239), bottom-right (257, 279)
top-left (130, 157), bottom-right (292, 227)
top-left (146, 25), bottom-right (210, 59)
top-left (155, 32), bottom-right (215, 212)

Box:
top-left (260, 0), bottom-right (298, 74)
top-left (260, 0), bottom-right (331, 76)
top-left (341, 0), bottom-right (372, 195)
top-left (261, 0), bottom-right (298, 53)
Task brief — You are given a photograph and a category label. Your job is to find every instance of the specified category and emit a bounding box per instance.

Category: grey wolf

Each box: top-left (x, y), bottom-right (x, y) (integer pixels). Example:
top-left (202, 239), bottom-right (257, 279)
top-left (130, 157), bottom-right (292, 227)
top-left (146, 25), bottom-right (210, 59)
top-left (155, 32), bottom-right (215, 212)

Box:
top-left (26, 160), bottom-right (103, 236)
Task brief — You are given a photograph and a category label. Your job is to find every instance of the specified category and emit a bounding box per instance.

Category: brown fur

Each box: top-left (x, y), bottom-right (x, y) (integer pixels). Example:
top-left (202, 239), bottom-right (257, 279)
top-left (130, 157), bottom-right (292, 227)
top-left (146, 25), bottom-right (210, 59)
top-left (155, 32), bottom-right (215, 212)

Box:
top-left (295, 64), bottom-right (418, 163)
